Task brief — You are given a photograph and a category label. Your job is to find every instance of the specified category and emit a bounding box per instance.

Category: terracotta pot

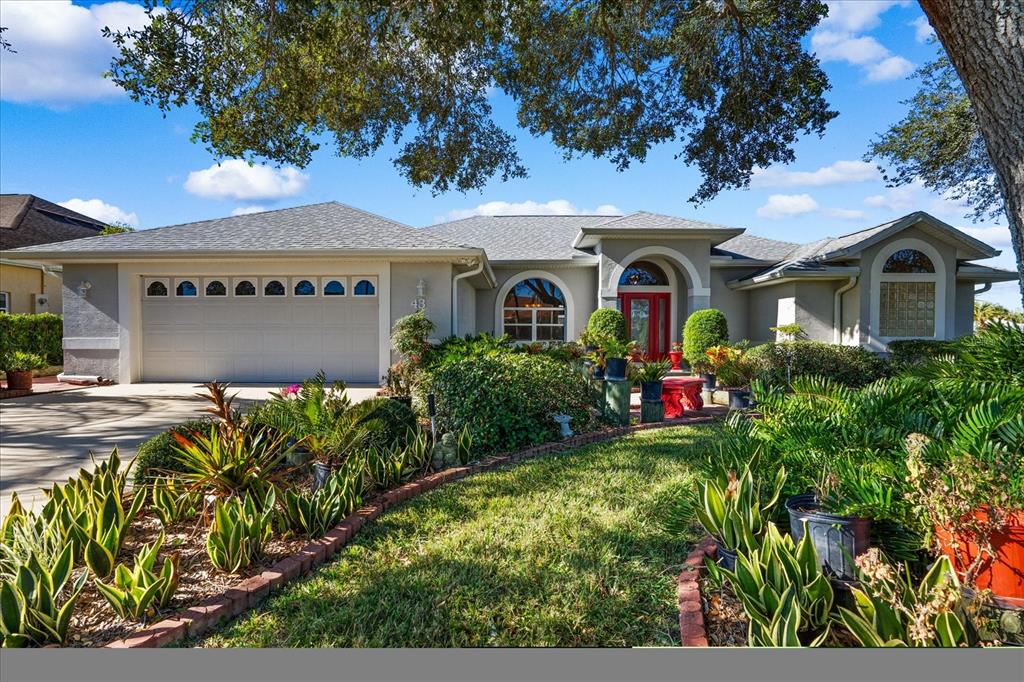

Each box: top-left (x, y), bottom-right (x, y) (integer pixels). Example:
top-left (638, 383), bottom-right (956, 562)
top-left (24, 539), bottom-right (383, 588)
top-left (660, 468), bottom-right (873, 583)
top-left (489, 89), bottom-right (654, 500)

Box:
top-left (668, 350), bottom-right (683, 371)
top-left (5, 370), bottom-right (33, 391)
top-left (935, 507), bottom-right (1024, 600)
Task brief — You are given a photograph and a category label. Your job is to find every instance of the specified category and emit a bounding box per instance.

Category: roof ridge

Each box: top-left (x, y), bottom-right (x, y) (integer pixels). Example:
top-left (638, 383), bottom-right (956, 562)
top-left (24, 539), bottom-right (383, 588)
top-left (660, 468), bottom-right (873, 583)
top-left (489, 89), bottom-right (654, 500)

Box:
top-left (831, 212), bottom-right (923, 240)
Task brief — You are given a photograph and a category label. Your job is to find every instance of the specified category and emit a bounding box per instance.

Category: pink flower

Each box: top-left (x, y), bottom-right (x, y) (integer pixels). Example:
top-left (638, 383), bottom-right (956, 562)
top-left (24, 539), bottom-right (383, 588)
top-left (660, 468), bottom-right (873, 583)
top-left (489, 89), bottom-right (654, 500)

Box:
top-left (281, 383), bottom-right (301, 397)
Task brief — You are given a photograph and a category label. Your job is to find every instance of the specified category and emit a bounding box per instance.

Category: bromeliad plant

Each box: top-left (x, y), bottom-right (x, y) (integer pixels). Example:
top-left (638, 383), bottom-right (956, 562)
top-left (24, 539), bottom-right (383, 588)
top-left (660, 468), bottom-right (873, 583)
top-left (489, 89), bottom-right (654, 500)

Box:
top-left (171, 423), bottom-right (291, 499)
top-left (837, 550), bottom-right (972, 647)
top-left (206, 489), bottom-right (276, 574)
top-left (0, 544), bottom-right (87, 647)
top-left (94, 532), bottom-right (180, 621)
top-left (631, 358), bottom-right (671, 385)
top-left (278, 462), bottom-right (363, 538)
top-left (693, 455), bottom-right (787, 556)
top-left (710, 523), bottom-right (834, 642)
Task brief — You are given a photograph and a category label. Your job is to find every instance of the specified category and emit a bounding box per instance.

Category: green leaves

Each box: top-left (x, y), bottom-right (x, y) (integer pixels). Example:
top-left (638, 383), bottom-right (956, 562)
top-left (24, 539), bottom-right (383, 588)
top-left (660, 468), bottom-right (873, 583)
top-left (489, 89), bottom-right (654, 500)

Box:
top-left (150, 477), bottom-right (201, 528)
top-left (206, 490), bottom-right (276, 574)
top-left (0, 544), bottom-right (86, 647)
top-left (94, 533), bottom-right (180, 621)
top-left (690, 456), bottom-right (786, 555)
top-left (279, 466), bottom-right (362, 539)
top-left (76, 489), bottom-right (146, 579)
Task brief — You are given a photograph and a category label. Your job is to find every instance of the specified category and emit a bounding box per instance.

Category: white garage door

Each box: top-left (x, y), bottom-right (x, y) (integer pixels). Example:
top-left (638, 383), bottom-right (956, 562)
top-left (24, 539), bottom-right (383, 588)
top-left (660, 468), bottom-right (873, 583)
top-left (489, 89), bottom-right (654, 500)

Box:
top-left (141, 276), bottom-right (380, 383)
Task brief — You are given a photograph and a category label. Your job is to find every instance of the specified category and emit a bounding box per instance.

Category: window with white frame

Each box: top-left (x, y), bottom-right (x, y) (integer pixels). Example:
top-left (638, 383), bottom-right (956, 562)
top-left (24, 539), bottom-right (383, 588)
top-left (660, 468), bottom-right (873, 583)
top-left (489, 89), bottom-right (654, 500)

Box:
top-left (175, 279), bottom-right (198, 297)
top-left (878, 248), bottom-right (937, 338)
top-left (353, 278), bottom-right (376, 296)
top-left (204, 279), bottom-right (227, 296)
top-left (0, 291), bottom-right (9, 313)
top-left (502, 277), bottom-right (566, 342)
top-left (292, 278), bottom-right (316, 296)
top-left (263, 278), bottom-right (286, 296)
top-left (145, 279), bottom-right (169, 297)
top-left (321, 278), bottom-right (346, 296)
top-left (234, 279), bottom-right (257, 296)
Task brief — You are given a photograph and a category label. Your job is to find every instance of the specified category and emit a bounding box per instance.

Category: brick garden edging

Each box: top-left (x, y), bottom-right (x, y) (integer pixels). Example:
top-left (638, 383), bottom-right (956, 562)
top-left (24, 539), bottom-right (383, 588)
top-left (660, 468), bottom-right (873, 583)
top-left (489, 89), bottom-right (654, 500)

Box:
top-left (677, 537), bottom-right (718, 647)
top-left (104, 413), bottom-right (716, 648)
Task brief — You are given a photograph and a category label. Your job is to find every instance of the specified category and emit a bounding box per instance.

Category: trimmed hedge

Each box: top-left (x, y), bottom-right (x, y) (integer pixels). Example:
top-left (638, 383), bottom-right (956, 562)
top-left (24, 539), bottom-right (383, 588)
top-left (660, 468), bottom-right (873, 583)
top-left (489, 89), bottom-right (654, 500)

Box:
top-left (356, 396), bottom-right (420, 450)
top-left (745, 341), bottom-right (889, 388)
top-left (424, 353), bottom-right (596, 454)
top-left (682, 309), bottom-right (728, 366)
top-left (132, 418), bottom-right (214, 484)
top-left (585, 308), bottom-right (628, 345)
top-left (0, 313), bottom-right (62, 365)
top-left (887, 339), bottom-right (957, 367)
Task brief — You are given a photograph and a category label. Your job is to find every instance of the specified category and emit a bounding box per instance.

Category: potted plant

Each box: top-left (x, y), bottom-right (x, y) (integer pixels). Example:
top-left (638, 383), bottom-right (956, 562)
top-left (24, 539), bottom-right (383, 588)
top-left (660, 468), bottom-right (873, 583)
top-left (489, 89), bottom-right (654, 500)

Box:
top-left (692, 358), bottom-right (715, 389)
top-left (714, 348), bottom-right (755, 409)
top-left (632, 358), bottom-right (671, 402)
top-left (588, 350), bottom-right (606, 380)
top-left (2, 351), bottom-right (47, 391)
top-left (668, 342), bottom-right (683, 371)
top-left (600, 338), bottom-right (635, 381)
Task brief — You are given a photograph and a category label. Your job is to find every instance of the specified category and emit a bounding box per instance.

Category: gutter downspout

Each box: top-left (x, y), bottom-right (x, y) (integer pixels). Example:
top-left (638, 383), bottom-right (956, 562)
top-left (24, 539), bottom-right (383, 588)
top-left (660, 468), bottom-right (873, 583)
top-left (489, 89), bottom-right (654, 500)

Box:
top-left (974, 283), bottom-right (992, 295)
top-left (833, 276), bottom-right (858, 344)
top-left (451, 259), bottom-right (485, 336)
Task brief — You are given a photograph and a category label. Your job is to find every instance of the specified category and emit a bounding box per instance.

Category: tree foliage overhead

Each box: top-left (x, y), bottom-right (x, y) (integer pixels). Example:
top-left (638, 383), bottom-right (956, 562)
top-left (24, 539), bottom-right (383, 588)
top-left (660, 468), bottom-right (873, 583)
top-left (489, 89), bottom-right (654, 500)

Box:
top-left (105, 0), bottom-right (835, 198)
top-left (867, 54), bottom-right (1002, 222)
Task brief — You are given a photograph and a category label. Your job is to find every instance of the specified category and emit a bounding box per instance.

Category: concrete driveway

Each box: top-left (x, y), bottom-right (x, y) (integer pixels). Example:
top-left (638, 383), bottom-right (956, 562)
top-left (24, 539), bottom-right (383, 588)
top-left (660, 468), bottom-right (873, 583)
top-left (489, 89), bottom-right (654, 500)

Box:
top-left (0, 383), bottom-right (379, 516)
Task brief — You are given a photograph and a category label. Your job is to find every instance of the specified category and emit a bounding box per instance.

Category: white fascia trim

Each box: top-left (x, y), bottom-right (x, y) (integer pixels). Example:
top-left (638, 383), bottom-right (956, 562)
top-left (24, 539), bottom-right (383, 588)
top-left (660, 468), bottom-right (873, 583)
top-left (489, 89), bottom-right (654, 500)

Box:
top-left (727, 266), bottom-right (861, 290)
top-left (1, 247), bottom-right (486, 263)
top-left (956, 265), bottom-right (1020, 282)
top-left (489, 258), bottom-right (599, 268)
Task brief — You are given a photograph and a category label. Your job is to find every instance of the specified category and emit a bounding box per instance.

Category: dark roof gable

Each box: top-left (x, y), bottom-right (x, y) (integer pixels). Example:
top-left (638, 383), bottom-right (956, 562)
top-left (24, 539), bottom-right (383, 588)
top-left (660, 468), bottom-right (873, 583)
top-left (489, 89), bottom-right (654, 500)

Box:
top-left (0, 194), bottom-right (107, 250)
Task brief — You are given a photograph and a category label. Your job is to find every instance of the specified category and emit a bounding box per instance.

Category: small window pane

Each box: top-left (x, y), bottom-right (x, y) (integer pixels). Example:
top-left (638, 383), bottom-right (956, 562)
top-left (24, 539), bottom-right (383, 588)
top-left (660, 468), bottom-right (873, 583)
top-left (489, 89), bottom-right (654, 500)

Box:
top-left (503, 278), bottom-right (565, 308)
top-left (505, 325), bottom-right (533, 341)
top-left (0, 292), bottom-right (10, 312)
top-left (536, 326), bottom-right (565, 341)
top-left (264, 280), bottom-right (285, 296)
top-left (503, 309), bottom-right (532, 325)
top-left (205, 280), bottom-right (227, 296)
top-left (324, 280), bottom-right (345, 296)
top-left (354, 279), bottom-right (375, 296)
top-left (883, 249), bottom-right (935, 273)
top-left (146, 281), bottom-right (168, 297)
top-left (176, 280), bottom-right (197, 297)
top-left (294, 279), bottom-right (316, 296)
top-left (235, 280), bottom-right (256, 296)
top-left (536, 310), bottom-right (564, 325)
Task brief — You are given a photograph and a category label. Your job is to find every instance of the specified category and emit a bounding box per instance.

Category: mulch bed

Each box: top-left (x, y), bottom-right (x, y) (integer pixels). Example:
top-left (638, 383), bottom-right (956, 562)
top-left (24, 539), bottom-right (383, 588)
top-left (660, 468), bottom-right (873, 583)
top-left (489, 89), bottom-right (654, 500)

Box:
top-left (700, 578), bottom-right (748, 647)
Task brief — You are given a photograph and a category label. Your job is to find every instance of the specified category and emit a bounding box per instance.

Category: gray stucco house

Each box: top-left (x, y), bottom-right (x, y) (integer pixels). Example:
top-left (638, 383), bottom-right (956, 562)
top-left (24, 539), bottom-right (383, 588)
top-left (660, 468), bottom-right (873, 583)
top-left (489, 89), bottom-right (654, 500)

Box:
top-left (6, 202), bottom-right (1016, 384)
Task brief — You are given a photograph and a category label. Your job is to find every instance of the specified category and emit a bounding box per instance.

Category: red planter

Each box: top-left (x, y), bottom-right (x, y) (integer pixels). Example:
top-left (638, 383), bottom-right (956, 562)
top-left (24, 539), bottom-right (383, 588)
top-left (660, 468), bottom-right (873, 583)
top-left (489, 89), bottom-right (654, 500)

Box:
top-left (5, 370), bottom-right (33, 391)
top-left (668, 350), bottom-right (683, 371)
top-left (935, 507), bottom-right (1024, 599)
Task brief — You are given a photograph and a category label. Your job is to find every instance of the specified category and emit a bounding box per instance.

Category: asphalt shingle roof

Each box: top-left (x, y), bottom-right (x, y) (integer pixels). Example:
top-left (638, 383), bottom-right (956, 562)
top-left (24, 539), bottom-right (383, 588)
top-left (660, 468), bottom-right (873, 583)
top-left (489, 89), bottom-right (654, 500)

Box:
top-left (714, 234), bottom-right (799, 262)
top-left (1, 194), bottom-right (106, 250)
top-left (422, 215), bottom-right (613, 261)
top-left (9, 202), bottom-right (469, 254)
top-left (584, 211), bottom-right (740, 233)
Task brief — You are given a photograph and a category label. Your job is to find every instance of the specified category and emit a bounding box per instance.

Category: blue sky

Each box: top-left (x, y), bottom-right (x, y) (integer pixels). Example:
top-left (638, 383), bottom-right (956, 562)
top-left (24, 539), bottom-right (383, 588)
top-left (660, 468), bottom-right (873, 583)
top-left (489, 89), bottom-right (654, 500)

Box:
top-left (0, 0), bottom-right (1019, 309)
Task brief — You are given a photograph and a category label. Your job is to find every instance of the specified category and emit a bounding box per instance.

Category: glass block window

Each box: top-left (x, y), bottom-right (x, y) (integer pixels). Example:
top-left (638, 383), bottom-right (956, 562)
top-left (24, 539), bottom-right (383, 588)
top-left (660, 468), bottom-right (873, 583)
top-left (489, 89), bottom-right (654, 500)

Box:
top-left (502, 277), bottom-right (566, 342)
top-left (880, 281), bottom-right (935, 337)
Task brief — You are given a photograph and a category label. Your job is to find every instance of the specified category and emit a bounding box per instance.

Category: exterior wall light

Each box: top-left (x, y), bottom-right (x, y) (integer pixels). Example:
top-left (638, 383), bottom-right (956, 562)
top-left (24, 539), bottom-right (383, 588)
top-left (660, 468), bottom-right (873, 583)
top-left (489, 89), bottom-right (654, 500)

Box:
top-left (77, 281), bottom-right (93, 298)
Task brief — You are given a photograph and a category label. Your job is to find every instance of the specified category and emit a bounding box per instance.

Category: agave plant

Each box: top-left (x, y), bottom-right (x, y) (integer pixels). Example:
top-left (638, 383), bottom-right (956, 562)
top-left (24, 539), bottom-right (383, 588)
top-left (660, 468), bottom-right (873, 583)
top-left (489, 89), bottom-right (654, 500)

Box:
top-left (95, 532), bottom-right (179, 621)
top-left (0, 544), bottom-right (87, 647)
top-left (206, 489), bottom-right (276, 573)
top-left (692, 454), bottom-right (786, 556)
top-left (837, 551), bottom-right (971, 647)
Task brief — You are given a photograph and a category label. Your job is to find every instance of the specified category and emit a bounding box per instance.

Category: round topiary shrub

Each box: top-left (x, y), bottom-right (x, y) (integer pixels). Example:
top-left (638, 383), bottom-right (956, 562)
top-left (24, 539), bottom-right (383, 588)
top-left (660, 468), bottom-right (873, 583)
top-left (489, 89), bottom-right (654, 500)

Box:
top-left (424, 353), bottom-right (596, 455)
top-left (682, 309), bottom-right (729, 366)
top-left (132, 418), bottom-right (214, 484)
top-left (355, 396), bottom-right (420, 450)
top-left (585, 308), bottom-right (628, 345)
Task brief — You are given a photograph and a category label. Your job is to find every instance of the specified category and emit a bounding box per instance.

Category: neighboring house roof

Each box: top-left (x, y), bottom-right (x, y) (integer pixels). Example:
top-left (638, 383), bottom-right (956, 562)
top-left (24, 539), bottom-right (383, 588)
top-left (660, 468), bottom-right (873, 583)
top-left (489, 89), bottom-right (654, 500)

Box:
top-left (6, 202), bottom-right (478, 259)
top-left (422, 214), bottom-right (612, 262)
top-left (727, 211), bottom-right (1012, 289)
top-left (0, 194), bottom-right (106, 250)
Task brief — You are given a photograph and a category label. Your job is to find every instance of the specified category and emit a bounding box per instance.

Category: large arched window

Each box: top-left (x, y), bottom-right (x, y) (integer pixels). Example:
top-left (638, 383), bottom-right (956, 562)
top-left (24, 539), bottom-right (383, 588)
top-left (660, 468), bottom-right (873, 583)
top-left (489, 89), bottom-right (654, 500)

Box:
top-left (878, 247), bottom-right (939, 338)
top-left (618, 260), bottom-right (668, 286)
top-left (502, 277), bottom-right (566, 342)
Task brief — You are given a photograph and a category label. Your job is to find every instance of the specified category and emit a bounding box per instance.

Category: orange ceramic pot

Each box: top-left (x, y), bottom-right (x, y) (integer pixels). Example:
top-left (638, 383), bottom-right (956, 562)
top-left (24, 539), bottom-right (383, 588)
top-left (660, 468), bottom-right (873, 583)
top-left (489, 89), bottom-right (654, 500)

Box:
top-left (935, 507), bottom-right (1024, 599)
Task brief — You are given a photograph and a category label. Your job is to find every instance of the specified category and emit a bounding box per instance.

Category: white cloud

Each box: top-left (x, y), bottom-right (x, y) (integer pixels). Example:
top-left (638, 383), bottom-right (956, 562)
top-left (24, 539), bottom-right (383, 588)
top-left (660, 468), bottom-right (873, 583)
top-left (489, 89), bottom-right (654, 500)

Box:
top-left (58, 197), bottom-right (138, 227)
top-left (823, 208), bottom-right (868, 221)
top-left (442, 199), bottom-right (621, 222)
top-left (867, 55), bottom-right (915, 81)
top-left (752, 160), bottom-right (879, 188)
top-left (811, 2), bottom-right (914, 82)
top-left (231, 205), bottom-right (268, 216)
top-left (756, 194), bottom-right (819, 219)
top-left (0, 1), bottom-right (153, 106)
top-left (820, 1), bottom-right (905, 33)
top-left (184, 160), bottom-right (309, 201)
top-left (911, 16), bottom-right (936, 42)
top-left (864, 182), bottom-right (990, 221)
top-left (958, 225), bottom-right (1012, 248)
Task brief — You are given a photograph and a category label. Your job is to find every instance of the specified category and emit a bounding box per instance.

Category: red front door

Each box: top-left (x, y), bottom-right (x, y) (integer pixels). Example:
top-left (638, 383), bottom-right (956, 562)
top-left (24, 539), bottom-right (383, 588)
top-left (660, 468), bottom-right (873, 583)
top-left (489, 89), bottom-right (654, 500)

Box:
top-left (618, 292), bottom-right (671, 360)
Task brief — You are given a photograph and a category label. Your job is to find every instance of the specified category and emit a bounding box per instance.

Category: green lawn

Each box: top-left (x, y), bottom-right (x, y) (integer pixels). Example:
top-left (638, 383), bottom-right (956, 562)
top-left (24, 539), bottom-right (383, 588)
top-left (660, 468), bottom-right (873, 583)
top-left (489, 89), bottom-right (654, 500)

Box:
top-left (197, 423), bottom-right (720, 647)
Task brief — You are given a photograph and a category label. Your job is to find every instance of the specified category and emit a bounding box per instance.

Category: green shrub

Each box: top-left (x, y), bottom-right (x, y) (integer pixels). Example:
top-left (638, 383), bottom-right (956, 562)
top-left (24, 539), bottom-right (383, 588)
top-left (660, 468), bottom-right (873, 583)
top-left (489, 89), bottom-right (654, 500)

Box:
top-left (745, 341), bottom-right (889, 388)
top-left (355, 397), bottom-right (419, 450)
top-left (585, 308), bottom-right (627, 345)
top-left (132, 419), bottom-right (214, 485)
top-left (390, 309), bottom-right (435, 359)
top-left (424, 333), bottom-right (519, 369)
top-left (0, 351), bottom-right (47, 372)
top-left (887, 339), bottom-right (957, 368)
top-left (424, 353), bottom-right (596, 454)
top-left (0, 313), bottom-right (62, 366)
top-left (682, 309), bottom-right (728, 367)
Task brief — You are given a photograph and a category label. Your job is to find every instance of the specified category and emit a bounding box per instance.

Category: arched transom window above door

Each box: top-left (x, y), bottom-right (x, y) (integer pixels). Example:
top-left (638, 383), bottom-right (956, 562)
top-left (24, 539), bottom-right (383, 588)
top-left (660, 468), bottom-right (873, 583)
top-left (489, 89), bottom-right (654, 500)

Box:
top-left (618, 260), bottom-right (668, 286)
top-left (502, 277), bottom-right (566, 342)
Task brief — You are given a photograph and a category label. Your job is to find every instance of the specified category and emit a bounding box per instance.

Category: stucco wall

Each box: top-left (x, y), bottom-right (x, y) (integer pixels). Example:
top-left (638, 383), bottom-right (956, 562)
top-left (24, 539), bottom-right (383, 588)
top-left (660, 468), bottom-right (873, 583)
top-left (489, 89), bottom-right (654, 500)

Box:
top-left (597, 237), bottom-right (712, 302)
top-left (954, 281), bottom-right (976, 338)
top-left (389, 262), bottom-right (452, 341)
top-left (839, 281), bottom-right (860, 345)
top-left (478, 265), bottom-right (596, 339)
top-left (61, 263), bottom-right (120, 378)
top-left (793, 280), bottom-right (839, 343)
top-left (709, 267), bottom-right (763, 342)
top-left (746, 282), bottom-right (796, 345)
top-left (856, 225), bottom-right (959, 350)
top-left (0, 263), bottom-right (62, 314)
top-left (456, 278), bottom-right (477, 336)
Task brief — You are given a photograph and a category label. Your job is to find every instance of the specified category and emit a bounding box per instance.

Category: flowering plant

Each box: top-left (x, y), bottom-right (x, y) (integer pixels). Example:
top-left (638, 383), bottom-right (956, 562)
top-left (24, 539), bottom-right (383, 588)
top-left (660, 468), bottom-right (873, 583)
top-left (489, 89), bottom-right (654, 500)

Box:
top-left (704, 344), bottom-right (741, 372)
top-left (280, 384), bottom-right (301, 398)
